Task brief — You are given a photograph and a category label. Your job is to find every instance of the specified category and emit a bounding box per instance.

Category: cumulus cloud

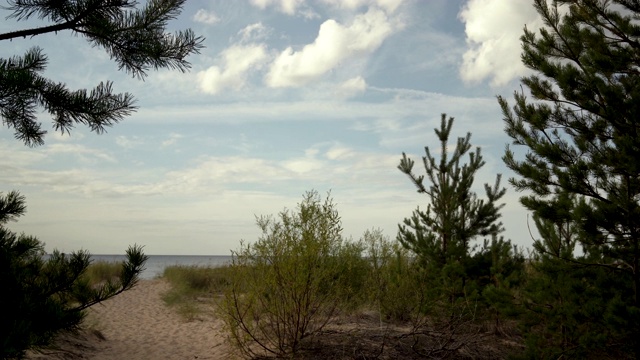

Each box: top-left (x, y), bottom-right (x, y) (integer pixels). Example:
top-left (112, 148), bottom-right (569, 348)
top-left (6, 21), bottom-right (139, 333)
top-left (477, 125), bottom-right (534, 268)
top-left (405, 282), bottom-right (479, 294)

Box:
top-left (459, 0), bottom-right (543, 86)
top-left (193, 9), bottom-right (220, 25)
top-left (321, 0), bottom-right (404, 13)
top-left (237, 22), bottom-right (270, 43)
top-left (198, 44), bottom-right (268, 94)
top-left (266, 8), bottom-right (395, 87)
top-left (250, 0), bottom-right (305, 15)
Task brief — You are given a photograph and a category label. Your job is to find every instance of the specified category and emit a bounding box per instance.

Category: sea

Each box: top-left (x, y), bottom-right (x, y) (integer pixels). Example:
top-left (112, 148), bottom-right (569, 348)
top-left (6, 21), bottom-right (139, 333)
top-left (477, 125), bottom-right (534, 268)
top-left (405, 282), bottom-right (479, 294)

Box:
top-left (90, 255), bottom-right (233, 280)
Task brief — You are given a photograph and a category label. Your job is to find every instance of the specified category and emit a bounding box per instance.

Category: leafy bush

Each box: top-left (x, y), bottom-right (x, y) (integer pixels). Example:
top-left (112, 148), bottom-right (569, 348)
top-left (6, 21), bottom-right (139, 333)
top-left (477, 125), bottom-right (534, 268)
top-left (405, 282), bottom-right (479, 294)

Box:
top-left (217, 190), bottom-right (362, 358)
top-left (325, 238), bottom-right (370, 311)
top-left (363, 228), bottom-right (425, 322)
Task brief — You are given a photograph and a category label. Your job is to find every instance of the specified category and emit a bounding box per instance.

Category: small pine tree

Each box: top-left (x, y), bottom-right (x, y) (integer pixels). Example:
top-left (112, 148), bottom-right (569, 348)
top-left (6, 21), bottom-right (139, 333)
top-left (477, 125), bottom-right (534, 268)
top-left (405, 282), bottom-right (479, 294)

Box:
top-left (397, 113), bottom-right (506, 274)
top-left (397, 114), bottom-right (523, 356)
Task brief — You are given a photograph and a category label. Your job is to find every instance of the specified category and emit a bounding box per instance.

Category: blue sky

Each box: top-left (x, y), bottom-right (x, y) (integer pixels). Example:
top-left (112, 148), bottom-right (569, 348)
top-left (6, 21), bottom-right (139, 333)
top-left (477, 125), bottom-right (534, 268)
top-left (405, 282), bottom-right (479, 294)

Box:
top-left (0, 0), bottom-right (545, 255)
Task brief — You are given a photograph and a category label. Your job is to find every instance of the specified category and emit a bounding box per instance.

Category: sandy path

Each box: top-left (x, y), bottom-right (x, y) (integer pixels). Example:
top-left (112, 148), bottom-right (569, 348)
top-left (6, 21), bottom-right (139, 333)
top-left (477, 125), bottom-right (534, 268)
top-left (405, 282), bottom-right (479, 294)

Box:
top-left (84, 279), bottom-right (230, 360)
top-left (27, 279), bottom-right (232, 359)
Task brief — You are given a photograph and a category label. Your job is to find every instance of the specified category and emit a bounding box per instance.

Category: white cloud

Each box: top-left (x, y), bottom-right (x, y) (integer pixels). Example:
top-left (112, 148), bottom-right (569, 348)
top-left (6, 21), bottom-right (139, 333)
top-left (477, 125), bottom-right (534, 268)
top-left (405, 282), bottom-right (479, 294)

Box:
top-left (338, 76), bottom-right (367, 97)
top-left (163, 156), bottom-right (292, 191)
top-left (0, 141), bottom-right (47, 167)
top-left (161, 133), bottom-right (184, 148)
top-left (50, 131), bottom-right (83, 142)
top-left (250, 0), bottom-right (304, 15)
top-left (155, 145), bottom-right (401, 195)
top-left (304, 147), bottom-right (319, 157)
top-left (238, 22), bottom-right (270, 43)
top-left (193, 9), bottom-right (220, 25)
top-left (115, 135), bottom-right (143, 149)
top-left (198, 44), bottom-right (268, 94)
top-left (134, 89), bottom-right (499, 130)
top-left (46, 143), bottom-right (117, 163)
top-left (459, 0), bottom-right (543, 86)
top-left (322, 0), bottom-right (405, 13)
top-left (0, 168), bottom-right (92, 190)
top-left (281, 158), bottom-right (325, 174)
top-left (266, 8), bottom-right (395, 87)
top-left (325, 144), bottom-right (355, 160)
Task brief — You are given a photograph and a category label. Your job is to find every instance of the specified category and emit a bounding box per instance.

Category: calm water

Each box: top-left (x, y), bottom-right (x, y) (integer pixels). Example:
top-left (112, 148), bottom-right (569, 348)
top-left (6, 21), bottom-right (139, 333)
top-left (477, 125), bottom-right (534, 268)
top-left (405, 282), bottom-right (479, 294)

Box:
top-left (90, 255), bottom-right (233, 280)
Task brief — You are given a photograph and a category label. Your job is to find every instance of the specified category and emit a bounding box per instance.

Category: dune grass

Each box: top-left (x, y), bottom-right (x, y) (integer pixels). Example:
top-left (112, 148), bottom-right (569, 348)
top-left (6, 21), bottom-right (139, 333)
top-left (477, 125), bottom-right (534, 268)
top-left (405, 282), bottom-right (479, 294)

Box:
top-left (161, 265), bottom-right (234, 320)
top-left (82, 260), bottom-right (123, 287)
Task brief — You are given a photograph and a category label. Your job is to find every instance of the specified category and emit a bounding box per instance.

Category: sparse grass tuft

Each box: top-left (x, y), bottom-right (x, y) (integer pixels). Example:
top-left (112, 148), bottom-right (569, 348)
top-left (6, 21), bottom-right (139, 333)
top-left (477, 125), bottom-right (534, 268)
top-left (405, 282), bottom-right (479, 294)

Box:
top-left (162, 265), bottom-right (233, 320)
top-left (163, 265), bottom-right (233, 293)
top-left (82, 261), bottom-right (122, 287)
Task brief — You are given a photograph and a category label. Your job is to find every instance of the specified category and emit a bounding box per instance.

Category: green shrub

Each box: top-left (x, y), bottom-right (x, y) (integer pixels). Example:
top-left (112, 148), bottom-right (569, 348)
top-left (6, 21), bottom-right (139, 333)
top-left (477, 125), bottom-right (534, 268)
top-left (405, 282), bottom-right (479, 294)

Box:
top-left (217, 190), bottom-right (361, 358)
top-left (363, 228), bottom-right (425, 323)
top-left (324, 238), bottom-right (370, 312)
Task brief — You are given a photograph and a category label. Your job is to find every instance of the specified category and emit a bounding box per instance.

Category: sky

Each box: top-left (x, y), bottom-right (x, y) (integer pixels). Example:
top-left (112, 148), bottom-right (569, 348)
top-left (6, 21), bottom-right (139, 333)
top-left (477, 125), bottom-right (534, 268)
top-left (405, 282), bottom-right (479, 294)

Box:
top-left (0, 0), bottom-right (546, 255)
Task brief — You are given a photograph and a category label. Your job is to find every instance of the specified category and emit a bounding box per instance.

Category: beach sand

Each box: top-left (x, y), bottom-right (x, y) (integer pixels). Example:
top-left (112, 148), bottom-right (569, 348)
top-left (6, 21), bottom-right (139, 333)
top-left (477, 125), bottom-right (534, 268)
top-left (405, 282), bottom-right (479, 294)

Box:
top-left (27, 279), bottom-right (231, 360)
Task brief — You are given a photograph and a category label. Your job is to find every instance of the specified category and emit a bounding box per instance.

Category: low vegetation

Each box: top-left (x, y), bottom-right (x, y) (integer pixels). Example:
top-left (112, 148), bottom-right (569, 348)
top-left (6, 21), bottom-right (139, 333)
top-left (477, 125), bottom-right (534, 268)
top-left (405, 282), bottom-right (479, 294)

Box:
top-left (162, 265), bottom-right (233, 320)
top-left (162, 223), bottom-right (523, 359)
top-left (160, 189), bottom-right (523, 358)
top-left (216, 191), bottom-right (367, 358)
top-left (82, 261), bottom-right (123, 287)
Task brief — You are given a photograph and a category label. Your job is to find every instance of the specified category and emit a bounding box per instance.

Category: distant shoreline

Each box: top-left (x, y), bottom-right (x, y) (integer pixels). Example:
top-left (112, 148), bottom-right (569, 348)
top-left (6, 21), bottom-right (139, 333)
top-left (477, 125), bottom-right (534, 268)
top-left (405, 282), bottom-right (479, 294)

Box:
top-left (82, 254), bottom-right (234, 280)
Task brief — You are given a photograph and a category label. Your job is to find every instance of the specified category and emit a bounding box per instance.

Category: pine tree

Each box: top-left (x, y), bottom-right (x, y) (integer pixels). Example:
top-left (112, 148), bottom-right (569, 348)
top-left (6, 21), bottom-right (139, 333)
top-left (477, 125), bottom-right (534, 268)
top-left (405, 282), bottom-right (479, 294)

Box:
top-left (397, 114), bottom-right (506, 270)
top-left (0, 191), bottom-right (149, 358)
top-left (499, 0), bottom-right (640, 357)
top-left (0, 0), bottom-right (204, 146)
top-left (397, 114), bottom-right (522, 356)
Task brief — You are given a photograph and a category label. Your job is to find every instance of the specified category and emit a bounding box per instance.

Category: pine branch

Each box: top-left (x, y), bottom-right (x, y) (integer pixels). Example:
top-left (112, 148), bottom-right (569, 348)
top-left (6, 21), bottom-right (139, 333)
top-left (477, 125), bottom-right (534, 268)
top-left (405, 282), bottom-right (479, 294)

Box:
top-left (0, 20), bottom-right (76, 40)
top-left (0, 191), bottom-right (27, 224)
top-left (0, 0), bottom-right (203, 145)
top-left (0, 0), bottom-right (132, 41)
